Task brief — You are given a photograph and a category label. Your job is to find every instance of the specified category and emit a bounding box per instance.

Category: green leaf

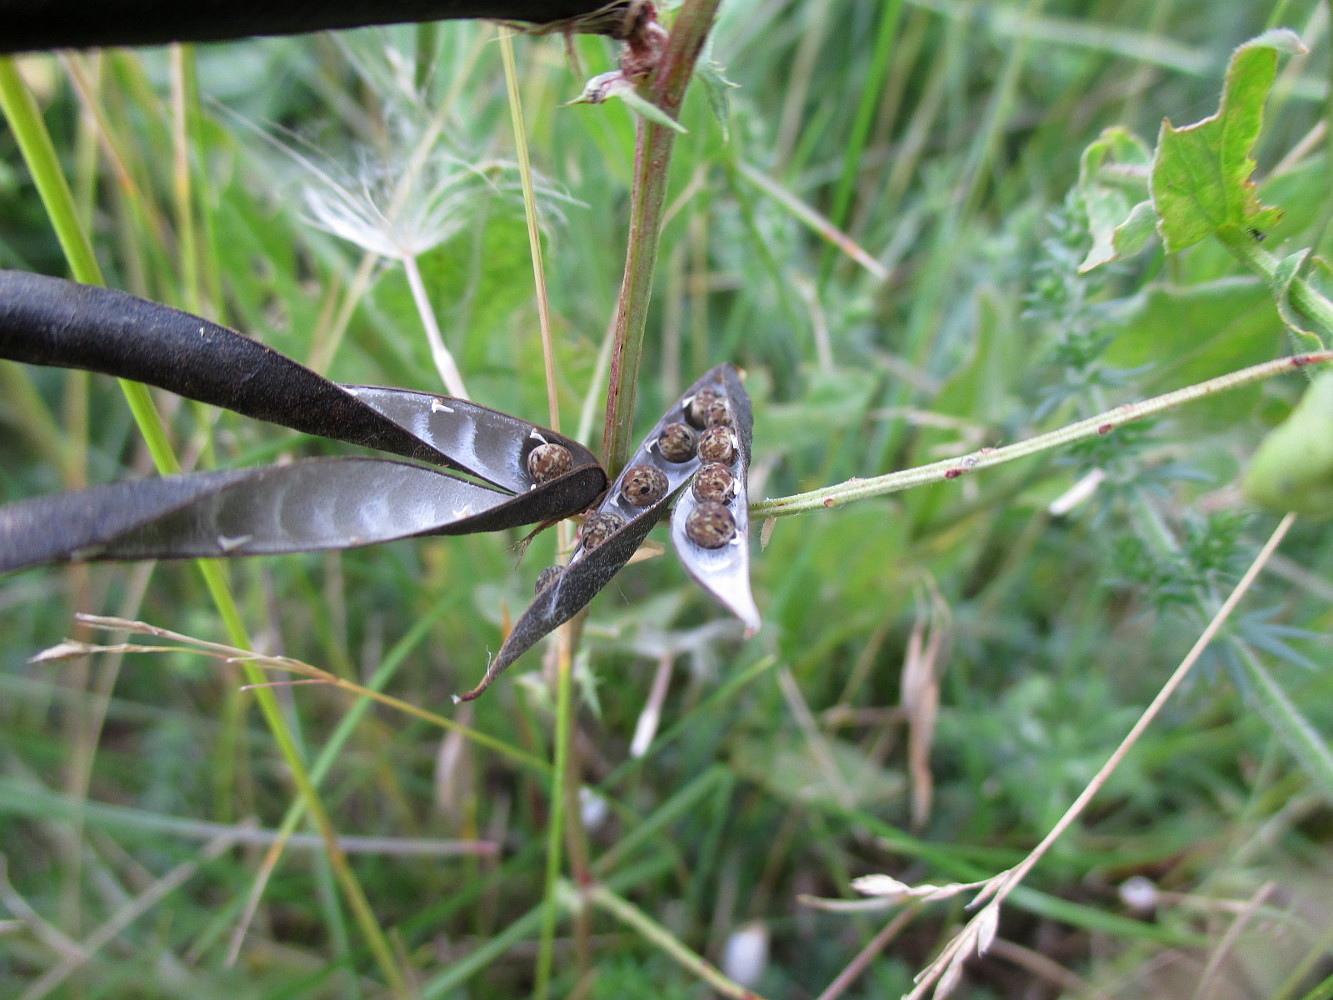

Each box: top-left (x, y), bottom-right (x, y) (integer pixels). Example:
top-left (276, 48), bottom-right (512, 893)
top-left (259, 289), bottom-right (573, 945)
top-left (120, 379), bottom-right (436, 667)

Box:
top-left (1150, 29), bottom-right (1304, 252)
top-left (1075, 126), bottom-right (1152, 272)
top-left (1243, 366), bottom-right (1333, 518)
top-left (696, 57), bottom-right (739, 142)
top-left (616, 87), bottom-right (690, 134)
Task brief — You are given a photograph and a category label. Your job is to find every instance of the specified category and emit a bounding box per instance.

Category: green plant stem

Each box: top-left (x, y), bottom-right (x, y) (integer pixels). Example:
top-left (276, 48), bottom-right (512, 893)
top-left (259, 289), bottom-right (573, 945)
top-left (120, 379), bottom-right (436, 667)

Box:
top-left (499, 29), bottom-right (587, 995)
top-left (1235, 641), bottom-right (1333, 799)
top-left (169, 46), bottom-right (201, 314)
top-left (0, 57), bottom-right (179, 474)
top-left (584, 882), bottom-right (768, 1000)
top-left (500, 27), bottom-right (560, 431)
top-left (1216, 225), bottom-right (1333, 340)
top-left (532, 644), bottom-right (576, 1000)
top-left (751, 351), bottom-right (1333, 519)
top-left (1, 55), bottom-right (410, 996)
top-left (0, 60), bottom-right (100, 281)
top-left (600, 0), bottom-right (723, 476)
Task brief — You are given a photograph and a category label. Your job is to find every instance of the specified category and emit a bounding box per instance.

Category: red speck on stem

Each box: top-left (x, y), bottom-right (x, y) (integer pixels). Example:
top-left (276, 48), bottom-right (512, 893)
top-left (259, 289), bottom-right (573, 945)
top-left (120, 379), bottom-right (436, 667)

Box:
top-left (823, 497), bottom-right (836, 508)
top-left (1292, 355), bottom-right (1312, 368)
top-left (945, 468), bottom-right (964, 479)
top-left (1098, 423), bottom-right (1113, 435)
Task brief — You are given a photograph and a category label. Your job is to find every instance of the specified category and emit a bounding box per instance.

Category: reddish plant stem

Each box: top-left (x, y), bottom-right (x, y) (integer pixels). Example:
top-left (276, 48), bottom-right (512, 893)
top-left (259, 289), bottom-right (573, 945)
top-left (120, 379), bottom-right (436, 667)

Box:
top-left (600, 0), bottom-right (723, 477)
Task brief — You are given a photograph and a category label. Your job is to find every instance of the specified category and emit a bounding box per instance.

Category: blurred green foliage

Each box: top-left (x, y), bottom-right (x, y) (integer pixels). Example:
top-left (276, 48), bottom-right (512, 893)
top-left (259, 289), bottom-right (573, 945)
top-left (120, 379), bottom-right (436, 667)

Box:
top-left (2, 2), bottom-right (1333, 998)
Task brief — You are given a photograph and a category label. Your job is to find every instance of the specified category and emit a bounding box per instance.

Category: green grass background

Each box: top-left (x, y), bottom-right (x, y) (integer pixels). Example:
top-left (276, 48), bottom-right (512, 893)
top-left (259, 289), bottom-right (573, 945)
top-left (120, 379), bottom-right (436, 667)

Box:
top-left (2, 1), bottom-right (1332, 997)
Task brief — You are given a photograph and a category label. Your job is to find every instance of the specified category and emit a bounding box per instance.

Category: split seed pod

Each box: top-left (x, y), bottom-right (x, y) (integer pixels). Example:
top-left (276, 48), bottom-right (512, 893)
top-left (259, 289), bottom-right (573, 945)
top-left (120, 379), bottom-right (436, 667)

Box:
top-left (670, 365), bottom-right (759, 633)
top-left (0, 271), bottom-right (607, 571)
top-left (457, 365), bottom-right (750, 701)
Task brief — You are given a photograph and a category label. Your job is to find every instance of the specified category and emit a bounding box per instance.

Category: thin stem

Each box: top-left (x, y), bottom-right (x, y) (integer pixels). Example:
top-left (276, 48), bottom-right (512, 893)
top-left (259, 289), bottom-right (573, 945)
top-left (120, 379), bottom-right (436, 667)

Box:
top-left (1, 56), bottom-right (410, 995)
top-left (404, 251), bottom-right (470, 399)
top-left (906, 511), bottom-right (1298, 1000)
top-left (600, 0), bottom-right (724, 476)
top-left (533, 641), bottom-right (577, 1000)
top-left (1216, 224), bottom-right (1333, 341)
top-left (751, 352), bottom-right (1333, 519)
top-left (499, 35), bottom-right (583, 995)
top-left (169, 46), bottom-right (200, 314)
top-left (585, 883), bottom-right (770, 1000)
top-left (0, 60), bottom-right (101, 281)
top-left (501, 27), bottom-right (560, 430)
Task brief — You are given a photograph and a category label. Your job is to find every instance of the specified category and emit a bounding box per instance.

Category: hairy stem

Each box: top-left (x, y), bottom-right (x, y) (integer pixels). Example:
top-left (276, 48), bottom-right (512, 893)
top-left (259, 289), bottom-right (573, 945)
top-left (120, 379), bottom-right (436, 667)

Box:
top-left (600, 0), bottom-right (724, 476)
top-left (751, 352), bottom-right (1333, 519)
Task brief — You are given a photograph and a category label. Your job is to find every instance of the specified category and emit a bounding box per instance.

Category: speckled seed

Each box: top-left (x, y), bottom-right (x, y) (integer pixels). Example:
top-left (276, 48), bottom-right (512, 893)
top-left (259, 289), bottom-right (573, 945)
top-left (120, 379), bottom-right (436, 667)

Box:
top-left (526, 443), bottom-right (573, 484)
top-left (685, 502), bottom-right (737, 549)
top-left (685, 388), bottom-right (723, 429)
top-left (657, 421), bottom-right (698, 463)
top-left (701, 397), bottom-right (732, 427)
top-left (534, 566), bottom-right (563, 594)
top-left (620, 464), bottom-right (669, 507)
top-left (579, 511), bottom-right (626, 551)
top-left (692, 462), bottom-right (736, 504)
top-left (697, 426), bottom-right (736, 465)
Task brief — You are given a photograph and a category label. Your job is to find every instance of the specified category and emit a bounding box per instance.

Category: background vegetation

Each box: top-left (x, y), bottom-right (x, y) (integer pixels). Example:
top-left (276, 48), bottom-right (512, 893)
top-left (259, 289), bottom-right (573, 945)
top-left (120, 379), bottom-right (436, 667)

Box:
top-left (2, 0), bottom-right (1331, 997)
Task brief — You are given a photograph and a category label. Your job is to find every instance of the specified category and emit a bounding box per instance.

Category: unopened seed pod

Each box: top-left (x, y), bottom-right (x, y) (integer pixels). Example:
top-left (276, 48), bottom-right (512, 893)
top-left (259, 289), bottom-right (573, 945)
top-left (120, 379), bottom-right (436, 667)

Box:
top-left (685, 501), bottom-right (736, 549)
top-left (692, 462), bottom-right (736, 504)
top-left (686, 388), bottom-right (723, 429)
top-left (657, 421), bottom-right (698, 463)
top-left (620, 464), bottom-right (669, 507)
top-left (526, 442), bottom-right (573, 484)
top-left (697, 426), bottom-right (736, 465)
top-left (579, 510), bottom-right (626, 551)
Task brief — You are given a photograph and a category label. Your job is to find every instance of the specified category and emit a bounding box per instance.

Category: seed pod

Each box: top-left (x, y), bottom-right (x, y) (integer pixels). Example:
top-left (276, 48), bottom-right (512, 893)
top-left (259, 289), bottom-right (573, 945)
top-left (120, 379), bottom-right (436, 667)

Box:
top-left (579, 510), bottom-right (626, 551)
top-left (462, 365), bottom-right (744, 702)
top-left (669, 364), bottom-right (759, 634)
top-left (657, 421), bottom-right (698, 463)
top-left (621, 464), bottom-right (669, 507)
top-left (535, 565), bottom-right (563, 594)
top-left (697, 426), bottom-right (736, 465)
top-left (692, 462), bottom-right (736, 504)
top-left (526, 442), bottom-right (573, 484)
top-left (685, 502), bottom-right (736, 548)
top-left (686, 388), bottom-right (723, 429)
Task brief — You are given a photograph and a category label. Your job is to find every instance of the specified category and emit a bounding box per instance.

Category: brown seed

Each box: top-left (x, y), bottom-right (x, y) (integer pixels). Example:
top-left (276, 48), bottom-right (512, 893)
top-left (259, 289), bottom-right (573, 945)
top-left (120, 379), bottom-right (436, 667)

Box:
top-left (685, 502), bottom-right (736, 549)
top-left (692, 462), bottom-right (736, 504)
top-left (697, 426), bottom-right (736, 465)
top-left (620, 464), bottom-right (669, 507)
top-left (526, 442), bottom-right (573, 484)
top-left (579, 511), bottom-right (626, 551)
top-left (657, 421), bottom-right (698, 463)
top-left (702, 397), bottom-right (732, 427)
top-left (535, 566), bottom-right (563, 594)
top-left (685, 388), bottom-right (723, 429)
